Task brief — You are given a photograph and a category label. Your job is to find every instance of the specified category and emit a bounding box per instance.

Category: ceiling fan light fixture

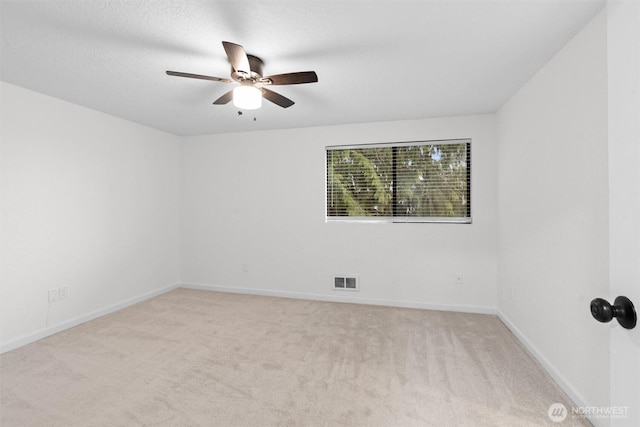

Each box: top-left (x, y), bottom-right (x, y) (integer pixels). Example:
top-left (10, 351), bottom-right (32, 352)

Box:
top-left (233, 85), bottom-right (262, 110)
top-left (167, 41), bottom-right (317, 109)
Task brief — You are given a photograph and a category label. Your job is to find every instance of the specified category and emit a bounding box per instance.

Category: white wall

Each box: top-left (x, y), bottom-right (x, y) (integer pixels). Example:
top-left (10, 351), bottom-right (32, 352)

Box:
top-left (181, 115), bottom-right (498, 312)
top-left (0, 82), bottom-right (181, 352)
top-left (496, 9), bottom-right (610, 415)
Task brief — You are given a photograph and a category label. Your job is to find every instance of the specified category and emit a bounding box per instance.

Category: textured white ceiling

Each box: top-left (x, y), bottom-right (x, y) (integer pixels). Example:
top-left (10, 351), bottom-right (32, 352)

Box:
top-left (1, 0), bottom-right (605, 136)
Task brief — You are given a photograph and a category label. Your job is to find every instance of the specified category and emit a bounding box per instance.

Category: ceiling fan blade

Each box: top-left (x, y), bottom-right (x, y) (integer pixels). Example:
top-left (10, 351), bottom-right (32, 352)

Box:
top-left (222, 41), bottom-right (251, 74)
top-left (264, 71), bottom-right (318, 85)
top-left (166, 70), bottom-right (232, 83)
top-left (261, 88), bottom-right (295, 108)
top-left (213, 90), bottom-right (234, 105)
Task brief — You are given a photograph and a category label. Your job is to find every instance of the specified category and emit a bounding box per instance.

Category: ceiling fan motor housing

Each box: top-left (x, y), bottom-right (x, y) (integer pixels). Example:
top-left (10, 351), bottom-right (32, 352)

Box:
top-left (232, 54), bottom-right (265, 82)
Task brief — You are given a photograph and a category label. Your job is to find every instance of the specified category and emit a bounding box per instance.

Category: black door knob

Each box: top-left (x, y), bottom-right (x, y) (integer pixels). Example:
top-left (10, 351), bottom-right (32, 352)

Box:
top-left (590, 296), bottom-right (637, 329)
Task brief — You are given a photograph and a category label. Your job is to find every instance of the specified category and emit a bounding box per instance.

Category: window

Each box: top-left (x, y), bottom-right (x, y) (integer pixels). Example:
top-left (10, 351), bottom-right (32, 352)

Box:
top-left (326, 139), bottom-right (471, 223)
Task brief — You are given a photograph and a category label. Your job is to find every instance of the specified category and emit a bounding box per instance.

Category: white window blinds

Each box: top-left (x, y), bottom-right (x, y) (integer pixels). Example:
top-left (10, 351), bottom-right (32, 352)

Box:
top-left (326, 139), bottom-right (471, 223)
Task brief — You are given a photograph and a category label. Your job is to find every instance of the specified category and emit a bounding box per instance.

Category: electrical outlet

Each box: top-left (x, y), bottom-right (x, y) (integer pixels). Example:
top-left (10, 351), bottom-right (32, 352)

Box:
top-left (48, 288), bottom-right (59, 303)
top-left (455, 273), bottom-right (463, 285)
top-left (59, 286), bottom-right (69, 300)
top-left (241, 263), bottom-right (249, 273)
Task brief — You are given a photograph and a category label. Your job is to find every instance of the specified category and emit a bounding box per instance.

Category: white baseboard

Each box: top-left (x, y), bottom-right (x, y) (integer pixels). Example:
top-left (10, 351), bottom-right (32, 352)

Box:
top-left (0, 283), bottom-right (180, 354)
top-left (180, 282), bottom-right (497, 315)
top-left (497, 309), bottom-right (605, 427)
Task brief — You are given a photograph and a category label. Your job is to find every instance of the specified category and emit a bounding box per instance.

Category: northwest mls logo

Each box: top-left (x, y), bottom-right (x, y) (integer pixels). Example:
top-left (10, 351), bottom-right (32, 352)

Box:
top-left (548, 403), bottom-right (568, 422)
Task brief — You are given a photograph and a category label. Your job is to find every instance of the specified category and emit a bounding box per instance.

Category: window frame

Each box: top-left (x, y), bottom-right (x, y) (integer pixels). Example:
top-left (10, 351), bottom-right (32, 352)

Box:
top-left (325, 139), bottom-right (472, 224)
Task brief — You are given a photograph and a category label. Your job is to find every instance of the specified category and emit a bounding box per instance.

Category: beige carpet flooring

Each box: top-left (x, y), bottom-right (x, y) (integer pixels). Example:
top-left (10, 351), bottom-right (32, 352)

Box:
top-left (0, 288), bottom-right (590, 426)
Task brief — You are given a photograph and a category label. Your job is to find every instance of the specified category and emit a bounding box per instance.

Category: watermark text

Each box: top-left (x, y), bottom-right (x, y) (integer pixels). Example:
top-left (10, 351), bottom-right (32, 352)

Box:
top-left (548, 403), bottom-right (629, 422)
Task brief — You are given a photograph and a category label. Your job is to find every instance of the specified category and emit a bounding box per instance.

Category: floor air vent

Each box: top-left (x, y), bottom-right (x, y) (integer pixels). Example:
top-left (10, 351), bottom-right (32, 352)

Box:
top-left (333, 275), bottom-right (359, 291)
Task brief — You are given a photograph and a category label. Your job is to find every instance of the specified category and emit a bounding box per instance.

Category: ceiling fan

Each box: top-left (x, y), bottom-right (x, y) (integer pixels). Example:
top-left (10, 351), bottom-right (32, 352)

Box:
top-left (166, 41), bottom-right (318, 110)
